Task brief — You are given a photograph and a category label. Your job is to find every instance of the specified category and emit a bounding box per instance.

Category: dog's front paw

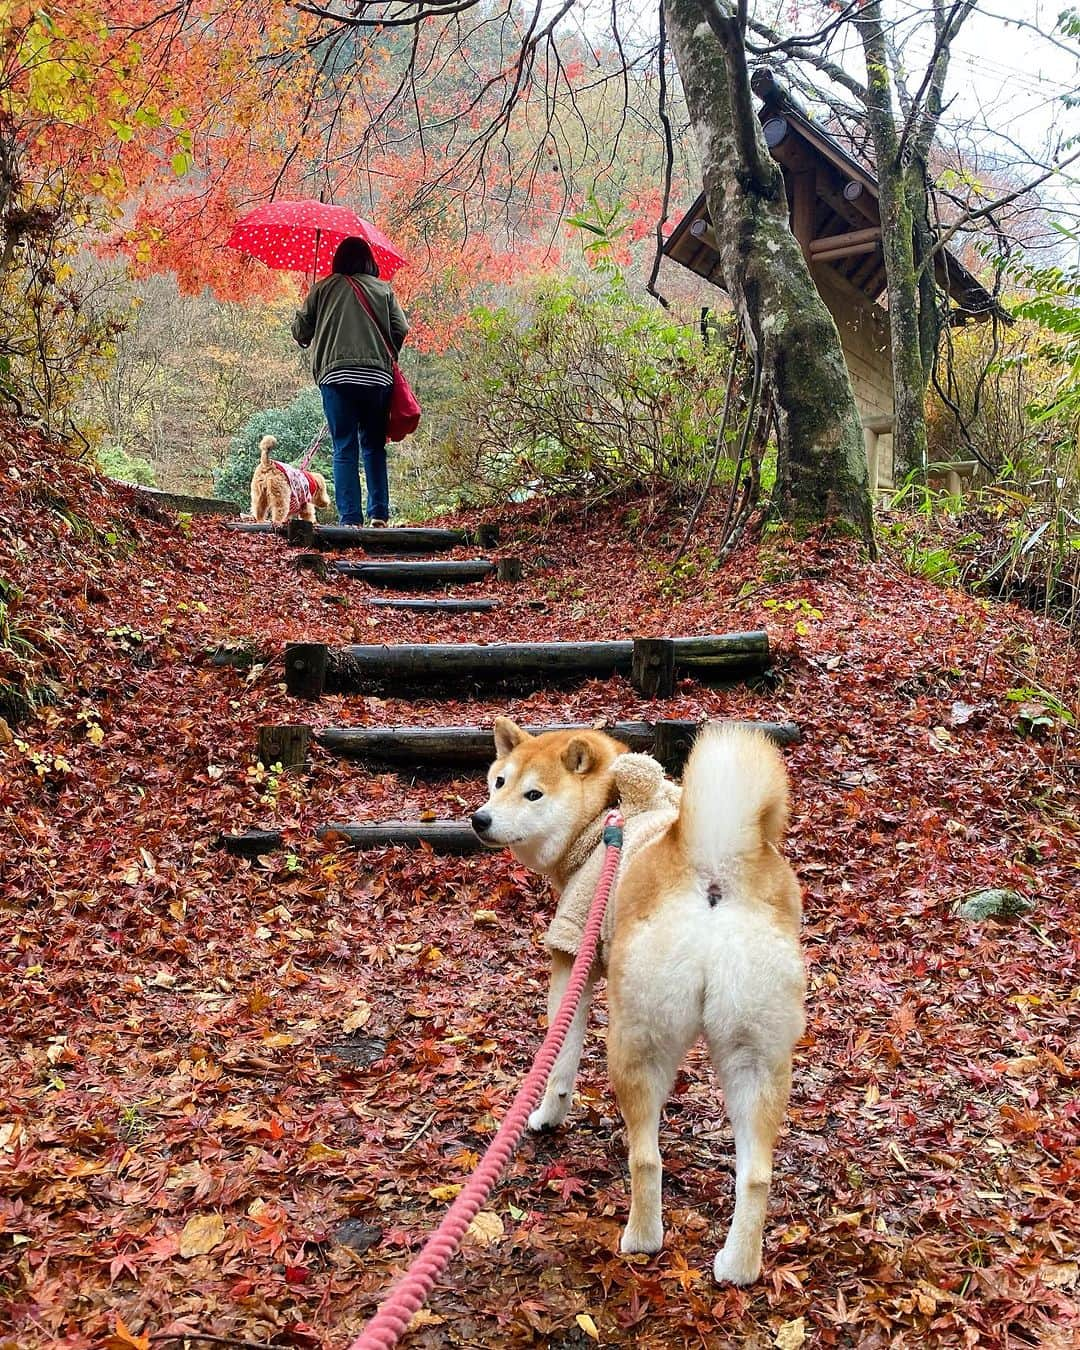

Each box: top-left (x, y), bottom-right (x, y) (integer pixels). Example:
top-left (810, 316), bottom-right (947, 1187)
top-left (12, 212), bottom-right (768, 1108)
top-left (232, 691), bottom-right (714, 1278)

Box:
top-left (712, 1243), bottom-right (761, 1286)
top-left (620, 1219), bottom-right (664, 1255)
top-left (528, 1094), bottom-right (570, 1132)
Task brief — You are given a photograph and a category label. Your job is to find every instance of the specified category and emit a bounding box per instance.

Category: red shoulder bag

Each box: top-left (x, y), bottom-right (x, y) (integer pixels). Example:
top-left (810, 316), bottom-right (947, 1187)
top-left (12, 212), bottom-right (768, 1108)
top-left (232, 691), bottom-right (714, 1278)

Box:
top-left (346, 277), bottom-right (421, 441)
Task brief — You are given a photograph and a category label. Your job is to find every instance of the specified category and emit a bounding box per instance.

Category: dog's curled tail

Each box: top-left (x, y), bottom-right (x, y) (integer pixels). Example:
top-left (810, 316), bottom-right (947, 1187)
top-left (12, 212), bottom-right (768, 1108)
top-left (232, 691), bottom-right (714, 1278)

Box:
top-left (258, 434), bottom-right (277, 468)
top-left (677, 725), bottom-right (789, 876)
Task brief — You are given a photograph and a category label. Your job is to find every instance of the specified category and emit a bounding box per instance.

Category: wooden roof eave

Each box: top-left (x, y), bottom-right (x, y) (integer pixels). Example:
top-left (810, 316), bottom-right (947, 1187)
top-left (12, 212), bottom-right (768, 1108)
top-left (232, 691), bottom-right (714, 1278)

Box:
top-left (664, 106), bottom-right (1008, 325)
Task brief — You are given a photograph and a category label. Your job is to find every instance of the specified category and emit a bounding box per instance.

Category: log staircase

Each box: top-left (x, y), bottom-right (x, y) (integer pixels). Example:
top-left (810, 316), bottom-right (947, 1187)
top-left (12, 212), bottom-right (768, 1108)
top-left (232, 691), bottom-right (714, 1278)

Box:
top-left (220, 518), bottom-right (799, 856)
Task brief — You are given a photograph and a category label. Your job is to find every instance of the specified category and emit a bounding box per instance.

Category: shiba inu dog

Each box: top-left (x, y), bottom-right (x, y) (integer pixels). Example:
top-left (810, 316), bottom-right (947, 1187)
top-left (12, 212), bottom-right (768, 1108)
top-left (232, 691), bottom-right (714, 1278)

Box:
top-left (471, 720), bottom-right (805, 1285)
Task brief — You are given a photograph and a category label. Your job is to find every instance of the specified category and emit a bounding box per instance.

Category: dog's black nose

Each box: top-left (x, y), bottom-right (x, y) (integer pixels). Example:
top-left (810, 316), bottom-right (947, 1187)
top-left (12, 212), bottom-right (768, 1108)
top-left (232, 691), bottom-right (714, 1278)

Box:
top-left (471, 810), bottom-right (492, 835)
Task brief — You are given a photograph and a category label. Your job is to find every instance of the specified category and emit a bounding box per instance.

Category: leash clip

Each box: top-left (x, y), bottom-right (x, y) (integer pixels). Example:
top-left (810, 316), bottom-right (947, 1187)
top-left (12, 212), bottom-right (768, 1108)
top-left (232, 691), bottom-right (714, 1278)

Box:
top-left (602, 808), bottom-right (625, 848)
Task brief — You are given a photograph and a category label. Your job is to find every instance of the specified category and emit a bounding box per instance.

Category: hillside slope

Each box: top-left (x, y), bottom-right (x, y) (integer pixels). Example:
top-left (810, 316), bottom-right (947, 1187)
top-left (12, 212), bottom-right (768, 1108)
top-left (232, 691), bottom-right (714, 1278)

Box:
top-left (0, 421), bottom-right (1077, 1349)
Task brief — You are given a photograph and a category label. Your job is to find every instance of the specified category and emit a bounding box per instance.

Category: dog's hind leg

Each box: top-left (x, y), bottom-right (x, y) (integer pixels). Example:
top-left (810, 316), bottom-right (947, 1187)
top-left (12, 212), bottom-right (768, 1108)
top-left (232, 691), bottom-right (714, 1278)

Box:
top-left (268, 479), bottom-right (290, 526)
top-left (708, 1043), bottom-right (791, 1285)
top-left (527, 951), bottom-right (596, 1133)
top-left (607, 1042), bottom-right (675, 1252)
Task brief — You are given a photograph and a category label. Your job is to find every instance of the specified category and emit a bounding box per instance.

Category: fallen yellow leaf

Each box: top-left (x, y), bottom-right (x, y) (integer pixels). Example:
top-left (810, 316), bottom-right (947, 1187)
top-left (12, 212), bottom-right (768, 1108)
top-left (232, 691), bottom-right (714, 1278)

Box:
top-left (464, 1210), bottom-right (504, 1246)
top-left (429, 1183), bottom-right (463, 1203)
top-left (575, 1312), bottom-right (600, 1341)
top-left (774, 1317), bottom-right (806, 1350)
top-left (406, 1309), bottom-right (445, 1330)
top-left (472, 909), bottom-right (499, 926)
top-left (342, 1002), bottom-right (372, 1033)
top-left (304, 1142), bottom-right (344, 1162)
top-left (179, 1212), bottom-right (225, 1258)
top-left (1041, 1261), bottom-right (1079, 1288)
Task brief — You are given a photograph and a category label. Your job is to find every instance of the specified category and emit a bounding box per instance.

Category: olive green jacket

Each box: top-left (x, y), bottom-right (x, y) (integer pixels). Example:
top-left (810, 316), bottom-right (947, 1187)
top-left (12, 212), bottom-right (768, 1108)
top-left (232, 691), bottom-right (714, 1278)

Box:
top-left (291, 274), bottom-right (410, 385)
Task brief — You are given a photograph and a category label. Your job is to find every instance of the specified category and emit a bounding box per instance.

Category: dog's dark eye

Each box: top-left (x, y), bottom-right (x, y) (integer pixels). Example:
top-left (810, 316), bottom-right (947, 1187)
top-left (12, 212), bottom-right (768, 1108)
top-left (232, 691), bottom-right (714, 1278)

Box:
top-left (494, 776), bottom-right (504, 789)
top-left (523, 789), bottom-right (544, 802)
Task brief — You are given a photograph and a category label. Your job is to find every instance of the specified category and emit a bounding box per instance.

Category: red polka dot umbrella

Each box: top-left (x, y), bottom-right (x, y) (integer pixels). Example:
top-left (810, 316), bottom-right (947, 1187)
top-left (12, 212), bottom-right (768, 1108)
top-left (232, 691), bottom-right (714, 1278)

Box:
top-left (225, 200), bottom-right (407, 279)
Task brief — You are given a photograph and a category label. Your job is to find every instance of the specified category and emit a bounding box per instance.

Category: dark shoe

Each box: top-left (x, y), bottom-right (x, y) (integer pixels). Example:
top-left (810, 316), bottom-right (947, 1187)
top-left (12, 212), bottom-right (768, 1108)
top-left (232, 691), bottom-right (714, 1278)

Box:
top-left (369, 518), bottom-right (388, 528)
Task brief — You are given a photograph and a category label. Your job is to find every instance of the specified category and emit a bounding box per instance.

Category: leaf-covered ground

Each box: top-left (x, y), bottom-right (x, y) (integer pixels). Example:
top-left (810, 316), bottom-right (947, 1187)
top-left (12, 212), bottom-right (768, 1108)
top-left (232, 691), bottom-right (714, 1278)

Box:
top-left (1, 424), bottom-right (1077, 1350)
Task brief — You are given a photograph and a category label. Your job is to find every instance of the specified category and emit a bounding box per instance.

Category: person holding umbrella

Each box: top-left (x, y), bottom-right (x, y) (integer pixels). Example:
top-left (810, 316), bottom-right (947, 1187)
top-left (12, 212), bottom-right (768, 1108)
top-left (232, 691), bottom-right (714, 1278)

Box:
top-left (290, 236), bottom-right (410, 527)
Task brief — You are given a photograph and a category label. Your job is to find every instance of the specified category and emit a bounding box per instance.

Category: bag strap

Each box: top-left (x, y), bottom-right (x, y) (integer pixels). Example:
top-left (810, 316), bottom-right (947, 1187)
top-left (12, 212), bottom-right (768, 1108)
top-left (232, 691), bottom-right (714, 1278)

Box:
top-left (345, 276), bottom-right (396, 362)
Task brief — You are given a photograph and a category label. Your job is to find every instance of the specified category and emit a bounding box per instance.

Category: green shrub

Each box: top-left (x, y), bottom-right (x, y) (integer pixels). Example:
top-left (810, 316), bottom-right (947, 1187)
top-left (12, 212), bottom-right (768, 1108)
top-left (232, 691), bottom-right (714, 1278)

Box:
top-left (95, 444), bottom-right (157, 487)
top-left (429, 272), bottom-right (734, 509)
top-left (214, 387), bottom-right (333, 510)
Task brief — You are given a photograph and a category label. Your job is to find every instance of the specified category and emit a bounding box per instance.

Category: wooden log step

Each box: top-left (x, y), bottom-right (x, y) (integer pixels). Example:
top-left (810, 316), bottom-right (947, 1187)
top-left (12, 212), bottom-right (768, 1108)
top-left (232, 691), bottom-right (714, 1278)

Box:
top-left (220, 821), bottom-right (483, 857)
top-left (227, 521), bottom-right (281, 534)
top-left (221, 829), bottom-right (284, 857)
top-left (366, 597), bottom-right (501, 613)
top-left (225, 520), bottom-right (497, 551)
top-left (313, 523), bottom-right (498, 552)
top-left (285, 633), bottom-right (770, 698)
top-left (320, 821), bottom-right (483, 852)
top-left (343, 632), bottom-right (767, 685)
top-left (316, 718), bottom-right (801, 770)
top-left (333, 559), bottom-right (500, 588)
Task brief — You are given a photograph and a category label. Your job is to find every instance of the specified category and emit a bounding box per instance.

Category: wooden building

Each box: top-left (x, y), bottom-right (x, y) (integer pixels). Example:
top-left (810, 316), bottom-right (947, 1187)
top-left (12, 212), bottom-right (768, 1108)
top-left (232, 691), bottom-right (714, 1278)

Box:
top-left (664, 71), bottom-right (1001, 494)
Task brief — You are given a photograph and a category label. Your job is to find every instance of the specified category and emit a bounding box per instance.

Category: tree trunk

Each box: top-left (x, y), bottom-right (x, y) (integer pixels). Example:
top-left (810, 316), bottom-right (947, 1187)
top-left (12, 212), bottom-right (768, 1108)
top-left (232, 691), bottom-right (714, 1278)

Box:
top-left (664, 0), bottom-right (874, 548)
top-left (876, 160), bottom-right (931, 478)
top-left (857, 1), bottom-right (938, 480)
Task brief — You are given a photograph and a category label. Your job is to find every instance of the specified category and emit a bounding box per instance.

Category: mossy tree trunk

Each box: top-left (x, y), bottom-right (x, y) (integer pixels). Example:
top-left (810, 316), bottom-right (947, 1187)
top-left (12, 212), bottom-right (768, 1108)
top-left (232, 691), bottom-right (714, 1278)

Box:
top-left (665, 0), bottom-right (874, 548)
top-left (857, 0), bottom-right (972, 479)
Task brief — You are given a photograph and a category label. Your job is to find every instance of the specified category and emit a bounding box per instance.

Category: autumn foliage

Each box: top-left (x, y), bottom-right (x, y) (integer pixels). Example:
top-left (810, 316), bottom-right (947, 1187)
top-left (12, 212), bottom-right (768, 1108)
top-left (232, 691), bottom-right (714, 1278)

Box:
top-left (0, 417), bottom-right (1077, 1346)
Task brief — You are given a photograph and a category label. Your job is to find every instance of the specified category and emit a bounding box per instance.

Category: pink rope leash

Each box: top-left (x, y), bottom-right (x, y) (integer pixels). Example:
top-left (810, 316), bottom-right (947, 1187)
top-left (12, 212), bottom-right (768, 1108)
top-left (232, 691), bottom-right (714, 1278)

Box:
top-left (345, 811), bottom-right (625, 1350)
top-left (297, 425), bottom-right (327, 472)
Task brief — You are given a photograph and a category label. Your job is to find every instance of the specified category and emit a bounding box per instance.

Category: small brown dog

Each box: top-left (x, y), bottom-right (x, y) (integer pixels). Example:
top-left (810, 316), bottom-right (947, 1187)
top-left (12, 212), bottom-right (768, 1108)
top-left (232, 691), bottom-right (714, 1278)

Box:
top-left (249, 434), bottom-right (331, 525)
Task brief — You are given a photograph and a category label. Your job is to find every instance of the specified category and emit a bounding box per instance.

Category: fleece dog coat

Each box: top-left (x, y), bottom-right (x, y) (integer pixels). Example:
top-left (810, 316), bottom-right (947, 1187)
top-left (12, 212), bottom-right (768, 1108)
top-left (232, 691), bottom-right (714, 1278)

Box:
top-left (545, 752), bottom-right (681, 966)
top-left (274, 461), bottom-right (319, 516)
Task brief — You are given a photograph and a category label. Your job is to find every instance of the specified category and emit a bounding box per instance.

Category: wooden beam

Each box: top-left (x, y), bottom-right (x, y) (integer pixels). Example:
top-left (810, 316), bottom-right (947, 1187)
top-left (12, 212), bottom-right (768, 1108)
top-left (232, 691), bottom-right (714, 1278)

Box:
top-left (220, 822), bottom-right (486, 856)
top-left (257, 725), bottom-right (310, 770)
top-left (631, 638), bottom-right (676, 698)
top-left (849, 251), bottom-right (886, 294)
top-left (320, 822), bottom-right (484, 853)
top-left (861, 414), bottom-right (894, 435)
top-left (809, 227), bottom-right (881, 255)
top-left (815, 172), bottom-right (878, 229)
top-left (333, 559), bottom-right (497, 588)
top-left (224, 521), bottom-right (496, 552)
top-left (332, 633), bottom-right (770, 689)
top-left (809, 239), bottom-right (880, 265)
top-left (791, 169), bottom-right (817, 255)
top-left (315, 719), bottom-right (803, 767)
top-left (365, 597), bottom-right (500, 613)
top-left (689, 218), bottom-right (719, 251)
top-left (285, 643), bottom-right (328, 700)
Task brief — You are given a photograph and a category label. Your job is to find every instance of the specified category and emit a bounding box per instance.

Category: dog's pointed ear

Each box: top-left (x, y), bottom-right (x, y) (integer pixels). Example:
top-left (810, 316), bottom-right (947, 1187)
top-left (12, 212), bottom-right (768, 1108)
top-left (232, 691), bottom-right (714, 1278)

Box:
top-left (561, 737), bottom-right (593, 774)
top-left (493, 717), bottom-right (529, 759)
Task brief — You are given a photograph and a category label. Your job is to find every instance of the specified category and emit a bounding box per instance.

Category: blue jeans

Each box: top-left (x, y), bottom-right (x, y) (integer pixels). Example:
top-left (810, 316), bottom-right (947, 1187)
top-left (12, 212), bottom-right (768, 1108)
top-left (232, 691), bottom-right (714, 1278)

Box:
top-left (320, 383), bottom-right (391, 525)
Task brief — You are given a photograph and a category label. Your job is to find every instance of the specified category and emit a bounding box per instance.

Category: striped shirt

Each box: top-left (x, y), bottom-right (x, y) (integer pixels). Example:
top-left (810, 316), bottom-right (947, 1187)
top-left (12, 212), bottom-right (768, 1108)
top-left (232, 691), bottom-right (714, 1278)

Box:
top-left (321, 365), bottom-right (393, 389)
